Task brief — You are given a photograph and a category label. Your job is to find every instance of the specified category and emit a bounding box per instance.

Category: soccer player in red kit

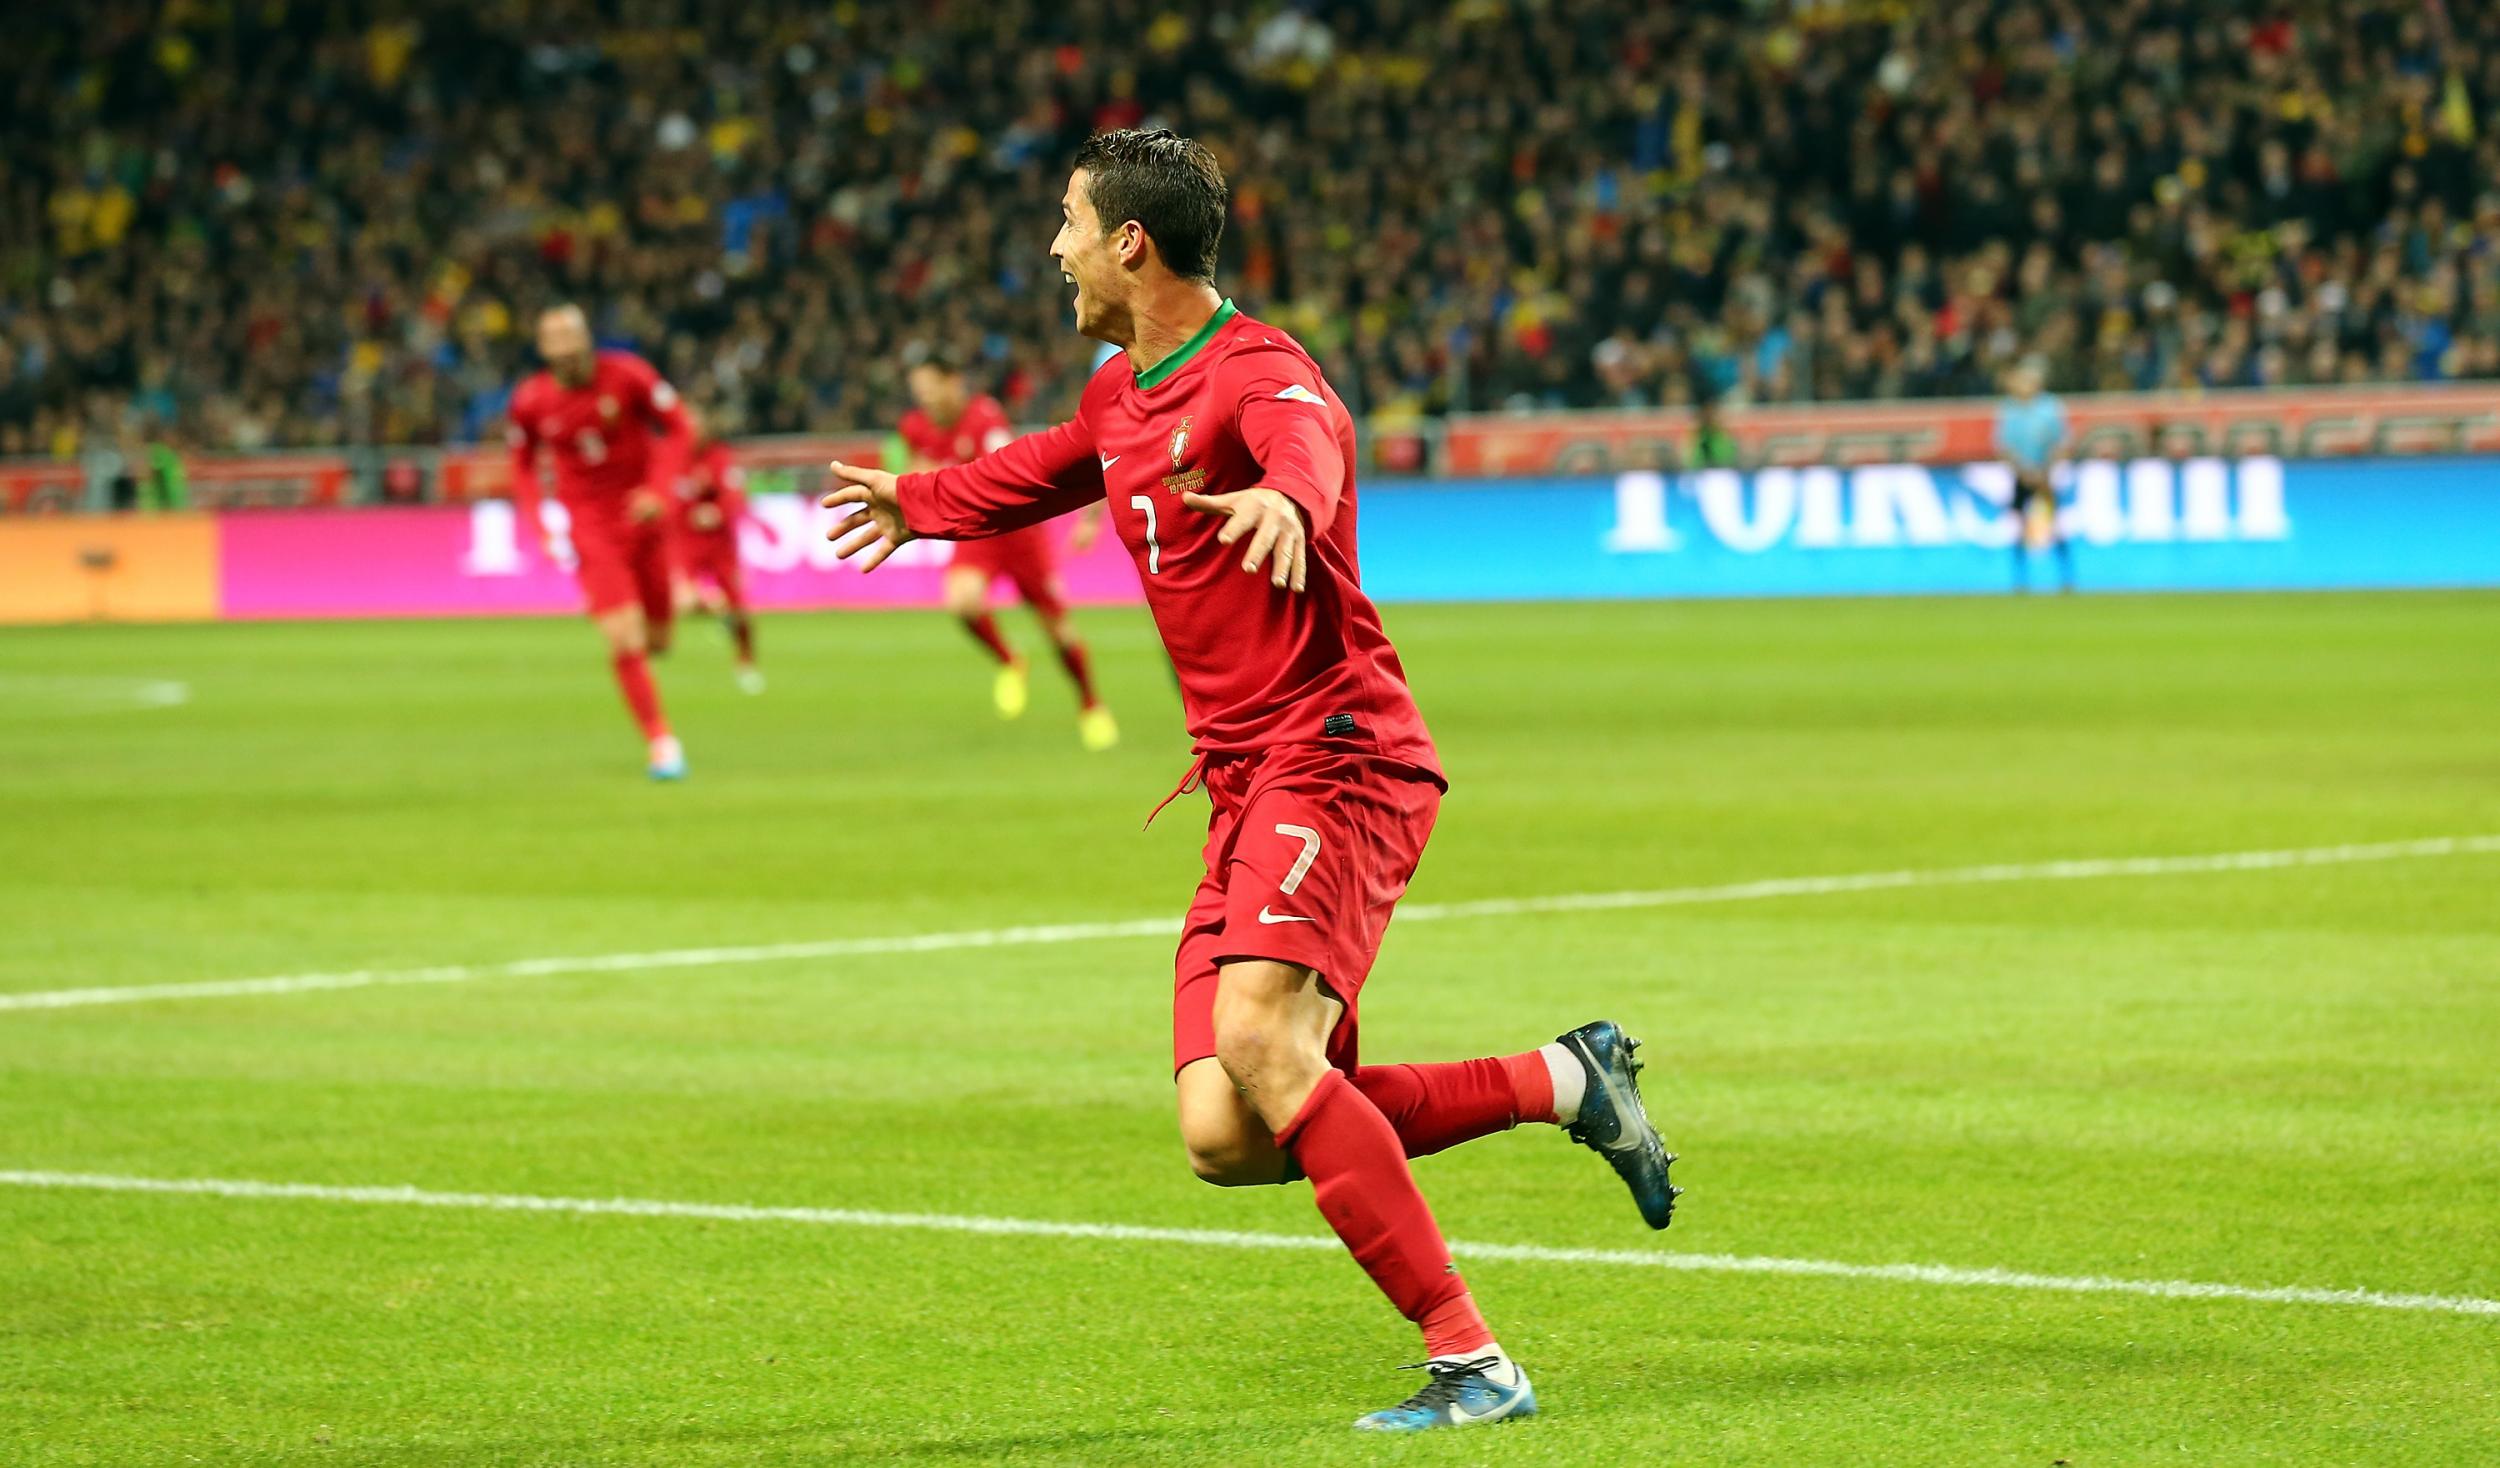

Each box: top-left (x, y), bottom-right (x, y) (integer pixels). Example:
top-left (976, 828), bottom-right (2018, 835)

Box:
top-left (823, 129), bottom-right (1678, 1432)
top-left (899, 356), bottom-right (1119, 751)
top-left (508, 304), bottom-right (695, 779)
top-left (671, 411), bottom-right (764, 694)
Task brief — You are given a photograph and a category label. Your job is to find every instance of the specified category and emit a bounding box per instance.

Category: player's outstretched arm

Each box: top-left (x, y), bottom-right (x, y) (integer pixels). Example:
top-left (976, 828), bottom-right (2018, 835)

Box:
top-left (833, 417), bottom-right (1105, 566)
top-left (822, 460), bottom-right (915, 573)
top-left (1182, 488), bottom-right (1308, 593)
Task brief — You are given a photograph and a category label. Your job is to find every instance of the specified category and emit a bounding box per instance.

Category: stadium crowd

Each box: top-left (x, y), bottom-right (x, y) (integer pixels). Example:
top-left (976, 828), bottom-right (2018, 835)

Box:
top-left (4, 0), bottom-right (2499, 459)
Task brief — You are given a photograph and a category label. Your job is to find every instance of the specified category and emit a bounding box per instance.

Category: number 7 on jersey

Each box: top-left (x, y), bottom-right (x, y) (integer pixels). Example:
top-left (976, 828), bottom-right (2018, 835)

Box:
top-left (1130, 494), bottom-right (1161, 574)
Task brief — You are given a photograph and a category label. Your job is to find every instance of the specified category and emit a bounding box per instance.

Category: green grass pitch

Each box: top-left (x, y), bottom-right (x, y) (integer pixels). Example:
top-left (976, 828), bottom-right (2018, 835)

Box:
top-left (3, 590), bottom-right (2497, 1465)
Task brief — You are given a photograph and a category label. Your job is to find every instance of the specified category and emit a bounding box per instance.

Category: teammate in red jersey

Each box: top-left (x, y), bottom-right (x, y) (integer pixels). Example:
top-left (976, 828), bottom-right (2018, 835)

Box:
top-left (898, 356), bottom-right (1118, 751)
top-left (671, 411), bottom-right (764, 695)
top-left (823, 130), bottom-right (1678, 1432)
top-left (507, 304), bottom-right (695, 779)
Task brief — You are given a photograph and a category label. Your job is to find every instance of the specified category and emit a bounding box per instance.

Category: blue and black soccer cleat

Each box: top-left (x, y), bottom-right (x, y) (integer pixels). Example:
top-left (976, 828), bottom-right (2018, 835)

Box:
top-left (1558, 1019), bottom-right (1680, 1229)
top-left (1352, 1354), bottom-right (1537, 1432)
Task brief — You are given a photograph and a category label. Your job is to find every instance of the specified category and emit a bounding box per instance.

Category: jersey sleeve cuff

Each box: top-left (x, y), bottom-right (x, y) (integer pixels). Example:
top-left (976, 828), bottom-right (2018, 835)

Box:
top-left (894, 471), bottom-right (947, 537)
top-left (1264, 478), bottom-right (1337, 539)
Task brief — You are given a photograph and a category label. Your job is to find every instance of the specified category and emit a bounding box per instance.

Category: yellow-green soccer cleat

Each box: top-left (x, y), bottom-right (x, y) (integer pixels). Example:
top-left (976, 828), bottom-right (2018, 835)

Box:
top-left (993, 660), bottom-right (1030, 720)
top-left (1078, 704), bottom-right (1119, 751)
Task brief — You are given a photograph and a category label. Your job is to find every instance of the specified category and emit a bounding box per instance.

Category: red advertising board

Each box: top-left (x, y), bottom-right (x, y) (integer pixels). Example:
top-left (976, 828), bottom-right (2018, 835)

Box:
top-left (437, 432), bottom-right (891, 502)
top-left (182, 454), bottom-right (354, 509)
top-left (1442, 384), bottom-right (2500, 476)
top-left (0, 461), bottom-right (86, 514)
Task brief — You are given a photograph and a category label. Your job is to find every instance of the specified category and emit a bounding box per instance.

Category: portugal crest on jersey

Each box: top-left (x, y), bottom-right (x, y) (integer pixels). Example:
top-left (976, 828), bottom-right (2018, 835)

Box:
top-left (1169, 416), bottom-right (1193, 468)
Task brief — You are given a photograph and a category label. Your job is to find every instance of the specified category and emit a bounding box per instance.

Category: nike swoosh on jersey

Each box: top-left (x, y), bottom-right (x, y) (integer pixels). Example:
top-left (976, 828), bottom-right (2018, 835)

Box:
top-left (1256, 907), bottom-right (1316, 924)
top-left (1098, 453), bottom-right (1122, 468)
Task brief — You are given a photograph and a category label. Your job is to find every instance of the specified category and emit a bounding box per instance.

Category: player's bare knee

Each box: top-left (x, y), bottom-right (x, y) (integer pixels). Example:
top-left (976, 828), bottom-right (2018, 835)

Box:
top-left (1183, 1137), bottom-right (1269, 1187)
top-left (1177, 1109), bottom-right (1287, 1188)
top-left (1175, 1058), bottom-right (1281, 1186)
top-left (1212, 1011), bottom-right (1320, 1109)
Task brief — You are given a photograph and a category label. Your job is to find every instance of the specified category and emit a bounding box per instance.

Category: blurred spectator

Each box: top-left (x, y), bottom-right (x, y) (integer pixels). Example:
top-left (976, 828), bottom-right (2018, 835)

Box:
top-left (1, 0), bottom-right (2497, 456)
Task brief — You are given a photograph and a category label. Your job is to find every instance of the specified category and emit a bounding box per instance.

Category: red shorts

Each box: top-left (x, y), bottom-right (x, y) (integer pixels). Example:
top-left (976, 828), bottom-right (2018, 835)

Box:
top-left (950, 524), bottom-right (1064, 619)
top-left (1171, 744), bottom-right (1443, 1077)
top-left (679, 532), bottom-right (745, 604)
top-left (573, 517), bottom-right (674, 625)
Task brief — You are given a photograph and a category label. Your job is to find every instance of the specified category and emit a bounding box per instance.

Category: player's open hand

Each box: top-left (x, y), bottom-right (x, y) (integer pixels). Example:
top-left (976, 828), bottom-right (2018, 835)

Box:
top-left (1182, 487), bottom-right (1306, 592)
top-left (822, 460), bottom-right (916, 572)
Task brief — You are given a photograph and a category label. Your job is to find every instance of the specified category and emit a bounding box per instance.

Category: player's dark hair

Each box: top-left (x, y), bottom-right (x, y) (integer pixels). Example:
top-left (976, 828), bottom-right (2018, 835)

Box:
top-left (1072, 128), bottom-right (1228, 284)
top-left (911, 348), bottom-right (963, 376)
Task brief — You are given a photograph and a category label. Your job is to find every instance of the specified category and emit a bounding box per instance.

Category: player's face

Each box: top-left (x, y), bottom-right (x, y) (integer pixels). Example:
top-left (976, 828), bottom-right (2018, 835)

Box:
top-left (1052, 170), bottom-right (1121, 342)
top-left (537, 309), bottom-right (593, 386)
top-left (906, 365), bottom-right (962, 419)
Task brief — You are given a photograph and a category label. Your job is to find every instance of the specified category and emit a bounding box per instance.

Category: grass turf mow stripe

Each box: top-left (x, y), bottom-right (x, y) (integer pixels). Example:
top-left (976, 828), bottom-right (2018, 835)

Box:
top-left (4, 1169), bottom-right (2493, 1320)
top-left (4, 834), bottom-right (2496, 1015)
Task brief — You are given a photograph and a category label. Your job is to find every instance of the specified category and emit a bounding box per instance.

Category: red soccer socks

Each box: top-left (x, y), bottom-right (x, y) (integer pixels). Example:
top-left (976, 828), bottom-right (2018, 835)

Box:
top-left (1276, 1070), bottom-right (1494, 1358)
top-left (1349, 1043), bottom-right (1584, 1159)
top-left (611, 650), bottom-right (669, 741)
top-left (961, 613), bottom-right (1016, 665)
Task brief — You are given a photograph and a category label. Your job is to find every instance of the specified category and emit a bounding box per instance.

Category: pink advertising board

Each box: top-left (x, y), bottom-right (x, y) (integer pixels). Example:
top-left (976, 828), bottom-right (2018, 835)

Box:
top-left (216, 497), bottom-right (1145, 620)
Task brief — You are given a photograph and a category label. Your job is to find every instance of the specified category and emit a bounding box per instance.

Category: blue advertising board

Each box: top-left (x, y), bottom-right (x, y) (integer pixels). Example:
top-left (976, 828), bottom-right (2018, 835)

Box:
top-left (1357, 456), bottom-right (2500, 601)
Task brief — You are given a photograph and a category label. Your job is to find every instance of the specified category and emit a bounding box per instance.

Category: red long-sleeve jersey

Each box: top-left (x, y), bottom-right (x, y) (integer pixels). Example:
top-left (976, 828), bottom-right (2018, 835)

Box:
top-left (673, 440), bottom-right (747, 540)
top-left (506, 350), bottom-right (693, 535)
top-left (896, 301), bottom-right (1437, 776)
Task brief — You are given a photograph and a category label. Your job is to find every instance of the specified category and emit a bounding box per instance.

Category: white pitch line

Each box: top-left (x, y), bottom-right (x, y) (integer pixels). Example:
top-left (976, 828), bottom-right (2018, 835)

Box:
top-left (6, 834), bottom-right (2497, 1015)
top-left (0, 918), bottom-right (1181, 1013)
top-left (1, 1169), bottom-right (2492, 1320)
top-left (0, 673), bottom-right (191, 714)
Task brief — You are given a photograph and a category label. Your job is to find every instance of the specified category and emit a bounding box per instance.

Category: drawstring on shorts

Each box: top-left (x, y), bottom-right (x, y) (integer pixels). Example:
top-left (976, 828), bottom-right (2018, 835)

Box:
top-left (1145, 750), bottom-right (1211, 828)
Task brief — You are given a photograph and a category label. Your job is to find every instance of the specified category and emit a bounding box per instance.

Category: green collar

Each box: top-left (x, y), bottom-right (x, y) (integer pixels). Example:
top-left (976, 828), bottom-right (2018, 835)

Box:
top-left (1134, 299), bottom-right (1237, 391)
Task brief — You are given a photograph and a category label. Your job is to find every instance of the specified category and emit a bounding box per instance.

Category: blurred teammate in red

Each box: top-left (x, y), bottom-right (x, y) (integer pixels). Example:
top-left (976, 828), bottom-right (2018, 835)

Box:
top-left (507, 304), bottom-right (695, 779)
top-left (672, 411), bottom-right (763, 694)
top-left (824, 130), bottom-right (1677, 1433)
top-left (899, 356), bottom-right (1118, 751)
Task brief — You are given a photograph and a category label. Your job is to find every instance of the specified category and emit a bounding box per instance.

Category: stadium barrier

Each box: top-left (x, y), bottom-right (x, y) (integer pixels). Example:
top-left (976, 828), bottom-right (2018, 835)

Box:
top-left (1441, 382), bottom-right (2500, 475)
top-left (7, 383), bottom-right (2500, 512)
top-left (2, 453), bottom-right (2494, 624)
